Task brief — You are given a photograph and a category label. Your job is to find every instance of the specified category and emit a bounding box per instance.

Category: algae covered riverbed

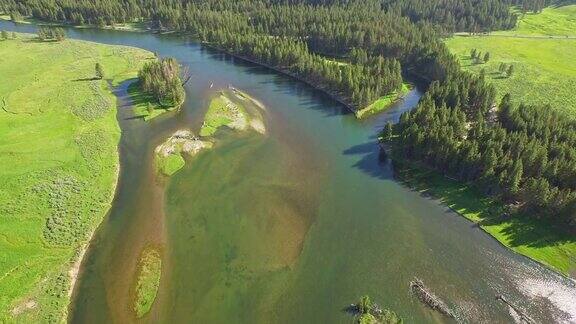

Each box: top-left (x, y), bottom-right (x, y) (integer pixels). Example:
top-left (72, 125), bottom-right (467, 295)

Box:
top-left (1, 20), bottom-right (575, 323)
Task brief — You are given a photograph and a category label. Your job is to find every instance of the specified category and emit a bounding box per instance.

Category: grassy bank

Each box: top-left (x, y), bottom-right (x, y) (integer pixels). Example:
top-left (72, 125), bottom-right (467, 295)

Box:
top-left (394, 160), bottom-right (576, 277)
top-left (0, 34), bottom-right (153, 322)
top-left (445, 5), bottom-right (576, 115)
top-left (355, 83), bottom-right (411, 119)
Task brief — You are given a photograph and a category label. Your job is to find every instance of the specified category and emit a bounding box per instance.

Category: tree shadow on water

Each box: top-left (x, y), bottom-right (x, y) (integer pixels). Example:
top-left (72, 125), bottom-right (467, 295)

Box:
top-left (343, 141), bottom-right (394, 180)
top-left (395, 163), bottom-right (576, 249)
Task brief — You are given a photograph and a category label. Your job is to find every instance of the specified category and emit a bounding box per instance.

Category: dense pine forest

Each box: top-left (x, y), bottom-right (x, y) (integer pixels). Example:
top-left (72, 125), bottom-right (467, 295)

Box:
top-left (2, 0), bottom-right (575, 226)
top-left (382, 77), bottom-right (576, 226)
top-left (0, 0), bottom-right (519, 109)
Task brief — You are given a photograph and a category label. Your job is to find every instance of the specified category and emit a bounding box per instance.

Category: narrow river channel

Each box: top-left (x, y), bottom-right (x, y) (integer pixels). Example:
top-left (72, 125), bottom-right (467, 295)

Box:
top-left (1, 20), bottom-right (575, 323)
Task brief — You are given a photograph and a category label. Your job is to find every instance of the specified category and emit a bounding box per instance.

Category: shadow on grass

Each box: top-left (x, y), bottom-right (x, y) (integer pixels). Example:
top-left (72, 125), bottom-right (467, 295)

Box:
top-left (393, 160), bottom-right (576, 249)
top-left (127, 81), bottom-right (156, 106)
top-left (73, 77), bottom-right (99, 82)
top-left (22, 38), bottom-right (60, 43)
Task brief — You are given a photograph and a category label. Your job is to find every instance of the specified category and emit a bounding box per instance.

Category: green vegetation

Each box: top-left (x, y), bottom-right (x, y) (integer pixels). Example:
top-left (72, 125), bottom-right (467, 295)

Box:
top-left (199, 89), bottom-right (265, 137)
top-left (200, 94), bottom-right (244, 137)
top-left (446, 35), bottom-right (576, 114)
top-left (504, 5), bottom-right (576, 36)
top-left (134, 248), bottom-right (162, 318)
top-left (0, 34), bottom-right (153, 322)
top-left (348, 296), bottom-right (402, 324)
top-left (155, 88), bottom-right (264, 176)
top-left (355, 83), bottom-right (410, 119)
top-left (446, 4), bottom-right (576, 115)
top-left (156, 153), bottom-right (186, 176)
top-left (135, 57), bottom-right (186, 120)
top-left (412, 4), bottom-right (575, 277)
top-left (37, 26), bottom-right (66, 41)
top-left (128, 82), bottom-right (176, 121)
top-left (154, 130), bottom-right (213, 176)
top-left (383, 69), bottom-right (576, 275)
top-left (395, 161), bottom-right (576, 276)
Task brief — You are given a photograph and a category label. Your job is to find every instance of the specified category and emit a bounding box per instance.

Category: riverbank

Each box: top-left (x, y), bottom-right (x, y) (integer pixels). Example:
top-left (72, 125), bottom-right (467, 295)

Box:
top-left (0, 14), bottom-right (151, 32)
top-left (391, 157), bottom-right (576, 278)
top-left (202, 43), bottom-right (407, 118)
top-left (0, 15), bottom-right (408, 119)
top-left (0, 34), bottom-right (155, 322)
top-left (355, 83), bottom-right (411, 119)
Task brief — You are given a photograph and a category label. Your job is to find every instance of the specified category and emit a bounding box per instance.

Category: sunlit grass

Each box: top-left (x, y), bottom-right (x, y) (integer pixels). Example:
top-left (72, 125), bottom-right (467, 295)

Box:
top-left (445, 35), bottom-right (576, 115)
top-left (0, 34), bottom-right (153, 322)
top-left (503, 5), bottom-right (576, 36)
top-left (355, 83), bottom-right (411, 119)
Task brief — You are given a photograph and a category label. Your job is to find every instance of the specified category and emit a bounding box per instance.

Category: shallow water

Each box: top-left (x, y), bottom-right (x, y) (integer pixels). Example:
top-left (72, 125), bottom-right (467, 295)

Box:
top-left (1, 20), bottom-right (575, 323)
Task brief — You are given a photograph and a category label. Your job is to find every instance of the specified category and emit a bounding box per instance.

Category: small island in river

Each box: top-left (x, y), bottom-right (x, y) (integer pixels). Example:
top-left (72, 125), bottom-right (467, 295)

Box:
top-left (155, 87), bottom-right (267, 176)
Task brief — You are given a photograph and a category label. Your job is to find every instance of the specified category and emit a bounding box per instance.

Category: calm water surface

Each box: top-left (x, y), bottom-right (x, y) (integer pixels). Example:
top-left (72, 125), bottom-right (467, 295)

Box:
top-left (2, 21), bottom-right (575, 323)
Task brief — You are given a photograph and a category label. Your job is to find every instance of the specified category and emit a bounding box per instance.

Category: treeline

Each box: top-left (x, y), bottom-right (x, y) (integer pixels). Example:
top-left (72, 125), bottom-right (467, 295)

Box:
top-left (381, 0), bottom-right (518, 33)
top-left (0, 0), bottom-right (529, 110)
top-left (36, 26), bottom-right (65, 41)
top-left (382, 74), bottom-right (576, 226)
top-left (205, 30), bottom-right (403, 108)
top-left (138, 57), bottom-right (185, 107)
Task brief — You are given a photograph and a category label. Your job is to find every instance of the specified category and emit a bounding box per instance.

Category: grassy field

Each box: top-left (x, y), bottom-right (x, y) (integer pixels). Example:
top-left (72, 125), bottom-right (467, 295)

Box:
top-left (0, 34), bottom-right (153, 322)
top-left (445, 5), bottom-right (576, 115)
top-left (501, 5), bottom-right (576, 36)
top-left (134, 248), bottom-right (162, 318)
top-left (395, 161), bottom-right (576, 277)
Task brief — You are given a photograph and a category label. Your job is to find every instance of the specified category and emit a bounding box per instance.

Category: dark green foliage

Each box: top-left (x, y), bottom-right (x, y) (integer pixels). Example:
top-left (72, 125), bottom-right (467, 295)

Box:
top-left (9, 10), bottom-right (22, 22)
top-left (37, 26), bottom-right (65, 41)
top-left (507, 64), bottom-right (515, 77)
top-left (381, 122), bottom-right (394, 141)
top-left (0, 0), bottom-right (527, 109)
top-left (349, 295), bottom-right (403, 324)
top-left (381, 0), bottom-right (518, 33)
top-left (95, 62), bottom-right (104, 80)
top-left (387, 73), bottom-right (576, 227)
top-left (0, 30), bottom-right (8, 40)
top-left (138, 57), bottom-right (185, 107)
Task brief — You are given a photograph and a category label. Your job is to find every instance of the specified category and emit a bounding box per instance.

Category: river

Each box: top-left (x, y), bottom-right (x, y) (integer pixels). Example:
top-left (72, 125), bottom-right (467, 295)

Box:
top-left (1, 20), bottom-right (575, 323)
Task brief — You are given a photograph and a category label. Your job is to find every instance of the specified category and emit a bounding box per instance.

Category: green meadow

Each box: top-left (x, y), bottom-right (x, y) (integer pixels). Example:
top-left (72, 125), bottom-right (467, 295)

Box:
top-left (446, 5), bottom-right (576, 115)
top-left (0, 34), bottom-right (153, 322)
top-left (503, 4), bottom-right (576, 37)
